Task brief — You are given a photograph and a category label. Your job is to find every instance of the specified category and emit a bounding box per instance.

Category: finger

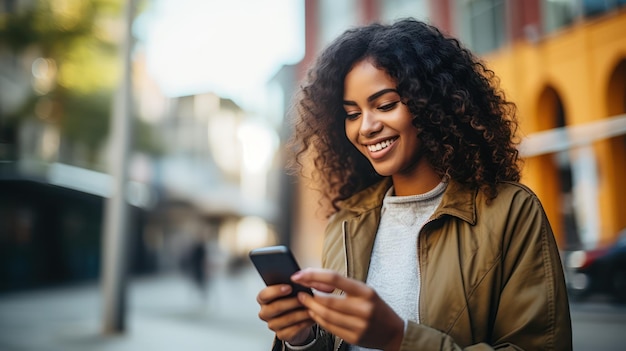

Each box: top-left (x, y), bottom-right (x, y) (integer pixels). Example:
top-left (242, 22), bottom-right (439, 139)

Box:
top-left (307, 291), bottom-right (374, 317)
top-left (298, 292), bottom-right (373, 328)
top-left (292, 269), bottom-right (370, 297)
top-left (257, 284), bottom-right (293, 305)
top-left (258, 296), bottom-right (305, 321)
top-left (305, 300), bottom-right (391, 349)
top-left (309, 282), bottom-right (337, 293)
top-left (299, 292), bottom-right (366, 332)
top-left (266, 307), bottom-right (313, 331)
top-left (305, 305), bottom-right (364, 346)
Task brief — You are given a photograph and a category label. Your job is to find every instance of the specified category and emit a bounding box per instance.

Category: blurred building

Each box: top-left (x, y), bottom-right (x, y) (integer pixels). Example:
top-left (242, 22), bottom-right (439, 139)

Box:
top-left (440, 0), bottom-right (626, 251)
top-left (137, 89), bottom-right (281, 272)
top-left (0, 0), bottom-right (285, 292)
top-left (282, 0), bottom-right (626, 265)
top-left (0, 0), bottom-right (156, 292)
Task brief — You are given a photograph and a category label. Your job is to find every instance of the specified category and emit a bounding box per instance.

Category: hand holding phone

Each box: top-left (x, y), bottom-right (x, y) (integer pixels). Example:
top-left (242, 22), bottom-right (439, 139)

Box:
top-left (249, 245), bottom-right (313, 298)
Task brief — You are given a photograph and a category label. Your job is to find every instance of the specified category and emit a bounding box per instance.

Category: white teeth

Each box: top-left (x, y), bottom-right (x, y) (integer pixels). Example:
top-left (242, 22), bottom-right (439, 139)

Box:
top-left (368, 139), bottom-right (395, 152)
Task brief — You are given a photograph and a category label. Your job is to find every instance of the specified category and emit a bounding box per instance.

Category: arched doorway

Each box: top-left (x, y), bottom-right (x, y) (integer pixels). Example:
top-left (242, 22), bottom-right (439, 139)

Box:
top-left (597, 58), bottom-right (626, 242)
top-left (607, 60), bottom-right (626, 116)
top-left (527, 86), bottom-right (580, 249)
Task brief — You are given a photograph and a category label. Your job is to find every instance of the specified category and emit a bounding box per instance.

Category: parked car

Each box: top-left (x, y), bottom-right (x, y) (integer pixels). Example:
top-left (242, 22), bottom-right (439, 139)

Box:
top-left (565, 229), bottom-right (626, 302)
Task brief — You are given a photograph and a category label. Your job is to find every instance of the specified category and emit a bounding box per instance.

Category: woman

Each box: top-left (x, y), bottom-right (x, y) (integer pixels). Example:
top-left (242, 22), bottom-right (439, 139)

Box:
top-left (256, 18), bottom-right (572, 351)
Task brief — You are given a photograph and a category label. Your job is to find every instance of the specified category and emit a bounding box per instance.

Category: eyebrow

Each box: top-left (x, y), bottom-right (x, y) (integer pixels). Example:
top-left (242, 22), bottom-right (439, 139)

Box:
top-left (343, 88), bottom-right (399, 106)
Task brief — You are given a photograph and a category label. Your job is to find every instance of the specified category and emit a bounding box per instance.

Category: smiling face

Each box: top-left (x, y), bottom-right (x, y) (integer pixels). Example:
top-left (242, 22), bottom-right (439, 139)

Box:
top-left (343, 58), bottom-right (440, 194)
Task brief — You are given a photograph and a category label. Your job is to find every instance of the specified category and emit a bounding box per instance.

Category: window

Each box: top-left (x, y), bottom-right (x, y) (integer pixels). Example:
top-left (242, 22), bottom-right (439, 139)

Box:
top-left (380, 0), bottom-right (428, 23)
top-left (542, 0), bottom-right (626, 33)
top-left (457, 0), bottom-right (506, 54)
top-left (318, 0), bottom-right (359, 48)
top-left (582, 0), bottom-right (626, 17)
top-left (542, 0), bottom-right (579, 34)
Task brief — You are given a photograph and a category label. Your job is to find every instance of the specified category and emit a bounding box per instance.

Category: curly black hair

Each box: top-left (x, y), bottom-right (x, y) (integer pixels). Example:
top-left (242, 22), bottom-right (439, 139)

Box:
top-left (288, 18), bottom-right (521, 214)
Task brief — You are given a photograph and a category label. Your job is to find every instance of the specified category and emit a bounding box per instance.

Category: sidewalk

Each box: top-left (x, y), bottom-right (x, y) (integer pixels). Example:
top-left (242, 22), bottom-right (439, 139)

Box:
top-left (0, 266), bottom-right (275, 351)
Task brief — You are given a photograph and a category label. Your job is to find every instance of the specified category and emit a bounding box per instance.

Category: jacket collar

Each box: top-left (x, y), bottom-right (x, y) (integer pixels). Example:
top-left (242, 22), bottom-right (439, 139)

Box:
top-left (339, 178), bottom-right (391, 213)
top-left (435, 180), bottom-right (477, 225)
top-left (339, 177), bottom-right (478, 225)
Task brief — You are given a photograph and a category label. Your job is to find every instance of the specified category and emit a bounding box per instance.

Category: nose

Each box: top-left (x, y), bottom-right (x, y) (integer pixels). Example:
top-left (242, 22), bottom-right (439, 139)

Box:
top-left (359, 111), bottom-right (382, 137)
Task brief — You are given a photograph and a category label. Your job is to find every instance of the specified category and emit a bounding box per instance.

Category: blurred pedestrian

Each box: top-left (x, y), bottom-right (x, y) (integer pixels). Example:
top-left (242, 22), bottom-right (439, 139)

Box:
top-left (181, 238), bottom-right (208, 300)
top-left (255, 18), bottom-right (572, 350)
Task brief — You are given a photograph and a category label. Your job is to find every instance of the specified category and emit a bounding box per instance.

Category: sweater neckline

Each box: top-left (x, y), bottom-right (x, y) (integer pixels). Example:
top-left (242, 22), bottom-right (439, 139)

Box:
top-left (384, 181), bottom-right (448, 204)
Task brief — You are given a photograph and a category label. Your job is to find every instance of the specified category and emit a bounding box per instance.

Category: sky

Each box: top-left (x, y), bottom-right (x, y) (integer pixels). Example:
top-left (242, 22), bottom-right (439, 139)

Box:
top-left (137, 0), bottom-right (304, 112)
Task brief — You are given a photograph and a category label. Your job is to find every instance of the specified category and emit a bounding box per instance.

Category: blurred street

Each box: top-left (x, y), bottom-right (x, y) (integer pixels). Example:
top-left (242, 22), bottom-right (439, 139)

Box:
top-left (0, 264), bottom-right (625, 351)
top-left (570, 297), bottom-right (626, 351)
top-left (0, 266), bottom-right (274, 351)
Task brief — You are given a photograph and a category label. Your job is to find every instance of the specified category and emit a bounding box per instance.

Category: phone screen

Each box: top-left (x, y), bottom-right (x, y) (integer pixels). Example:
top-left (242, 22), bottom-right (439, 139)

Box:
top-left (249, 245), bottom-right (313, 297)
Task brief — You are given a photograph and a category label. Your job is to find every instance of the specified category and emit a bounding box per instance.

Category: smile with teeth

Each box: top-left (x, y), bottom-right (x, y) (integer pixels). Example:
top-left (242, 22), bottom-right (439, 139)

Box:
top-left (367, 137), bottom-right (398, 152)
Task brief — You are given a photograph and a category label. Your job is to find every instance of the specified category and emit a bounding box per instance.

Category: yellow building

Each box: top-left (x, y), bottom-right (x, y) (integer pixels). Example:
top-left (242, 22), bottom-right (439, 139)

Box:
top-left (484, 7), bottom-right (626, 249)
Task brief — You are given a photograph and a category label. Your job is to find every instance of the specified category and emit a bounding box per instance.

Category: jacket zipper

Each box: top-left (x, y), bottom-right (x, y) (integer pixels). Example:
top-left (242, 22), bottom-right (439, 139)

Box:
top-left (417, 216), bottom-right (440, 325)
top-left (342, 220), bottom-right (350, 279)
top-left (335, 220), bottom-right (349, 351)
top-left (416, 229), bottom-right (422, 324)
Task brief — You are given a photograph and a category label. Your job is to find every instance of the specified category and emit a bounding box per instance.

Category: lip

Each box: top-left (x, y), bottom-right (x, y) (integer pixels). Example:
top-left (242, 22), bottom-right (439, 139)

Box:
top-left (362, 136), bottom-right (398, 160)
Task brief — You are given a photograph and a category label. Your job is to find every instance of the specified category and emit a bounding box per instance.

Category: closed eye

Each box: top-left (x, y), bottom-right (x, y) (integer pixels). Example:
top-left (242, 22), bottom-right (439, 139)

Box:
top-left (378, 101), bottom-right (399, 112)
top-left (345, 111), bottom-right (361, 120)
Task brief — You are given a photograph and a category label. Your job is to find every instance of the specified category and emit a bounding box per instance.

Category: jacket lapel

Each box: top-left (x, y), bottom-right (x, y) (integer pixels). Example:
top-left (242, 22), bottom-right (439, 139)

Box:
top-left (340, 179), bottom-right (391, 282)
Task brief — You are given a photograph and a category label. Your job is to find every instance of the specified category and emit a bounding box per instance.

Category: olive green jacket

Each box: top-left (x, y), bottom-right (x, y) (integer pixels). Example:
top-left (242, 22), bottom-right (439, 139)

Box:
top-left (274, 178), bottom-right (572, 351)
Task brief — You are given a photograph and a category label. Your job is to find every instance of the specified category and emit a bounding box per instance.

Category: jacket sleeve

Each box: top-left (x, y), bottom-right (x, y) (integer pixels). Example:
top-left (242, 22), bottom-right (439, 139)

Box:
top-left (400, 322), bottom-right (524, 350)
top-left (398, 189), bottom-right (572, 351)
top-left (270, 326), bottom-right (336, 351)
top-left (490, 190), bottom-right (572, 350)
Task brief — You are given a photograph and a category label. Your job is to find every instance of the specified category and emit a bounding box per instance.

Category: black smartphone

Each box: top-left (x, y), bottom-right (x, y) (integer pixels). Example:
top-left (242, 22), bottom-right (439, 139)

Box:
top-left (249, 245), bottom-right (313, 297)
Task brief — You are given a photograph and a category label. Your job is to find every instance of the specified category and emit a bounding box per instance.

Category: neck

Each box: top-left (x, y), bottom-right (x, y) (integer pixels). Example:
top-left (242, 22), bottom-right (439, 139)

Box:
top-left (391, 163), bottom-right (443, 196)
